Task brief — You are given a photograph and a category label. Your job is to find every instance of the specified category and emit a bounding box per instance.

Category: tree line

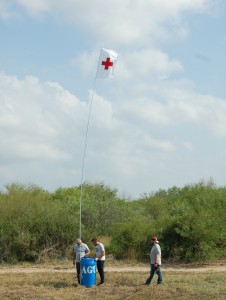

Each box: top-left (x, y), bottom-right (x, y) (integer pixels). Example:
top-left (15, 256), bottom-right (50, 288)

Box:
top-left (0, 181), bottom-right (225, 263)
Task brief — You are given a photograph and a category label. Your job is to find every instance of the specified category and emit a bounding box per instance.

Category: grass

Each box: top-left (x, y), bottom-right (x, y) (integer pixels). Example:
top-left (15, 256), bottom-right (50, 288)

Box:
top-left (0, 266), bottom-right (225, 300)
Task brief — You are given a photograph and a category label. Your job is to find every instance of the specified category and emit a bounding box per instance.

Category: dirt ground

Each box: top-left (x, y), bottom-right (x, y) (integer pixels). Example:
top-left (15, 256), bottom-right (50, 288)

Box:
top-left (0, 262), bottom-right (225, 274)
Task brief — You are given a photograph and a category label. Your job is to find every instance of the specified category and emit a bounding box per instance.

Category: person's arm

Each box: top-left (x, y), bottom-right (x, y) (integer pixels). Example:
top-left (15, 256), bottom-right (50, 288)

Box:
top-left (154, 246), bottom-right (161, 266)
top-left (155, 253), bottom-right (160, 265)
top-left (84, 247), bottom-right (90, 257)
top-left (98, 250), bottom-right (105, 259)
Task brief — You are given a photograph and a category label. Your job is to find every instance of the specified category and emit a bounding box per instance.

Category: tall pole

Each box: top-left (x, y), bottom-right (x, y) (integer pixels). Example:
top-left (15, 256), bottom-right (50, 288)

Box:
top-left (79, 50), bottom-right (102, 239)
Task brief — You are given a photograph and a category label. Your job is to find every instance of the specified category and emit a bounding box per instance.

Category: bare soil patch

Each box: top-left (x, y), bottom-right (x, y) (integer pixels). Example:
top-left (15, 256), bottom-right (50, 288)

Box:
top-left (0, 262), bottom-right (225, 274)
top-left (0, 262), bottom-right (225, 299)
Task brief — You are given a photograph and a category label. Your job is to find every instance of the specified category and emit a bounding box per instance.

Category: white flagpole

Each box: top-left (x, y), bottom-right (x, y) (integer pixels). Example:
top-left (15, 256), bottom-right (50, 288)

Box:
top-left (79, 49), bottom-right (102, 240)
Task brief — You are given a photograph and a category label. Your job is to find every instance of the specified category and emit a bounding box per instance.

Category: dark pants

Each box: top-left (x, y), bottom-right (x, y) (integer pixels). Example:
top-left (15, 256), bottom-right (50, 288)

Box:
top-left (146, 264), bottom-right (162, 285)
top-left (76, 262), bottom-right (81, 284)
top-left (97, 260), bottom-right (105, 283)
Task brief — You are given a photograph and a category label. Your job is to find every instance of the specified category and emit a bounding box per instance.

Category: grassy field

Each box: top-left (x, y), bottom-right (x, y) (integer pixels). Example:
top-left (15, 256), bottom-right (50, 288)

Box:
top-left (0, 264), bottom-right (225, 299)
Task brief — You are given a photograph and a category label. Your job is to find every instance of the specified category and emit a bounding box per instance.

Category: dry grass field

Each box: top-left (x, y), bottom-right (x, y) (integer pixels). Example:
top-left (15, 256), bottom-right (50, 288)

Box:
top-left (0, 262), bottom-right (225, 299)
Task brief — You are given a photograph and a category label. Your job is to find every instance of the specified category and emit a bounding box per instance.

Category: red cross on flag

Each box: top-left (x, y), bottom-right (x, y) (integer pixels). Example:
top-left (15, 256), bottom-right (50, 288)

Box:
top-left (97, 48), bottom-right (118, 79)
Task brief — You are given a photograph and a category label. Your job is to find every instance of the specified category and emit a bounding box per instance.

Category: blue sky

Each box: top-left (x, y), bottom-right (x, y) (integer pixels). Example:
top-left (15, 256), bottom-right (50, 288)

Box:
top-left (0, 0), bottom-right (226, 198)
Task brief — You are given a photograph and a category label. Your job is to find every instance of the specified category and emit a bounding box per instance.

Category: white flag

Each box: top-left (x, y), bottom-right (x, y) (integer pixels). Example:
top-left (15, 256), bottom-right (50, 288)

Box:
top-left (97, 48), bottom-right (118, 79)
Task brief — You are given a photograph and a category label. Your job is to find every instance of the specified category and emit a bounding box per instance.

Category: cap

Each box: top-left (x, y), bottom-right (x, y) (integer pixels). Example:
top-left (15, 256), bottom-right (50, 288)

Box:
top-left (151, 236), bottom-right (159, 243)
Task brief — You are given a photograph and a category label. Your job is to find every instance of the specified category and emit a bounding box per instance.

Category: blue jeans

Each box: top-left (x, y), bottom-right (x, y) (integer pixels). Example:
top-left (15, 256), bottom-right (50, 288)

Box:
top-left (76, 262), bottom-right (81, 284)
top-left (146, 264), bottom-right (162, 285)
top-left (97, 260), bottom-right (105, 283)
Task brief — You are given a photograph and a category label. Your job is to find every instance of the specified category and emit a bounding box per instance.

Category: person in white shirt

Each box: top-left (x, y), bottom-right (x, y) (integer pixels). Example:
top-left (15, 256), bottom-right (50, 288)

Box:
top-left (73, 238), bottom-right (90, 284)
top-left (145, 236), bottom-right (163, 285)
top-left (91, 237), bottom-right (105, 285)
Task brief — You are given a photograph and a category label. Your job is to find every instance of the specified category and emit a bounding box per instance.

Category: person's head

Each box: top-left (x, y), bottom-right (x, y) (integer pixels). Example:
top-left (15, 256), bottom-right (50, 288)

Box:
top-left (91, 237), bottom-right (98, 246)
top-left (76, 238), bottom-right (82, 245)
top-left (151, 236), bottom-right (159, 244)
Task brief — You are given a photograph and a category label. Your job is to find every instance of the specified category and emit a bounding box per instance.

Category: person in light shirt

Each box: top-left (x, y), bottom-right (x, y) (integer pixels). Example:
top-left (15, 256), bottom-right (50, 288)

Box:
top-left (145, 236), bottom-right (163, 285)
top-left (73, 238), bottom-right (90, 284)
top-left (91, 237), bottom-right (105, 285)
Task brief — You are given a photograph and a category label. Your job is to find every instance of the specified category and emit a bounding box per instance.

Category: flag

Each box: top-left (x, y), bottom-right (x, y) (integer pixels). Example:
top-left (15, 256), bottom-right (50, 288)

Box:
top-left (96, 48), bottom-right (118, 79)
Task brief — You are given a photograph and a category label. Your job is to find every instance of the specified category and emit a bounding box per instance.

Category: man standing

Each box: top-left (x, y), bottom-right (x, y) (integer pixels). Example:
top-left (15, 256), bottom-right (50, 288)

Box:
top-left (73, 238), bottom-right (90, 284)
top-left (91, 237), bottom-right (105, 285)
top-left (145, 236), bottom-right (163, 285)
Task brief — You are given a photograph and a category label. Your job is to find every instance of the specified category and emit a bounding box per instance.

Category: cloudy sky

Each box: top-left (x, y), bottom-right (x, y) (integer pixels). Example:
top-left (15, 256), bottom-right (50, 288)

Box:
top-left (0, 0), bottom-right (226, 198)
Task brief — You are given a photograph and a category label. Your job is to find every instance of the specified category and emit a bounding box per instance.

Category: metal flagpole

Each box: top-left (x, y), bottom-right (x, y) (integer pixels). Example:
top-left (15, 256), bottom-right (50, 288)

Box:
top-left (77, 48), bottom-right (117, 285)
top-left (79, 50), bottom-right (102, 240)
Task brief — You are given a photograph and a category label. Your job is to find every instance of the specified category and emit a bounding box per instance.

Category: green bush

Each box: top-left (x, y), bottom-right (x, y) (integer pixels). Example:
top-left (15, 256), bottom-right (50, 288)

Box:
top-left (0, 184), bottom-right (77, 263)
top-left (140, 181), bottom-right (226, 262)
top-left (109, 216), bottom-right (153, 261)
top-left (0, 180), bottom-right (225, 263)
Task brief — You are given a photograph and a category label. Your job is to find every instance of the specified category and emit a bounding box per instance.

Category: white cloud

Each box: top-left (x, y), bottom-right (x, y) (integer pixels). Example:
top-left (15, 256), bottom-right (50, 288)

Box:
top-left (16, 0), bottom-right (49, 16)
top-left (0, 72), bottom-right (178, 193)
top-left (71, 50), bottom-right (98, 76)
top-left (182, 141), bottom-right (194, 151)
top-left (0, 73), bottom-right (85, 161)
top-left (116, 49), bottom-right (183, 81)
top-left (88, 92), bottom-right (120, 130)
top-left (14, 0), bottom-right (216, 45)
top-left (119, 85), bottom-right (226, 138)
top-left (0, 0), bottom-right (18, 20)
top-left (1, 71), bottom-right (226, 196)
top-left (0, 0), bottom-right (225, 196)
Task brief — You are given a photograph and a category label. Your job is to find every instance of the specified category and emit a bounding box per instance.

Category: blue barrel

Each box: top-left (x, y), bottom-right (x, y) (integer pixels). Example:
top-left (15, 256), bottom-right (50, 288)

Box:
top-left (81, 257), bottom-right (96, 288)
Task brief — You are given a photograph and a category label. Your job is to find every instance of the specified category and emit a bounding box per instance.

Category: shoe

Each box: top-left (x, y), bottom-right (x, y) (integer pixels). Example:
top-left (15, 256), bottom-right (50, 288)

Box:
top-left (97, 282), bottom-right (104, 286)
